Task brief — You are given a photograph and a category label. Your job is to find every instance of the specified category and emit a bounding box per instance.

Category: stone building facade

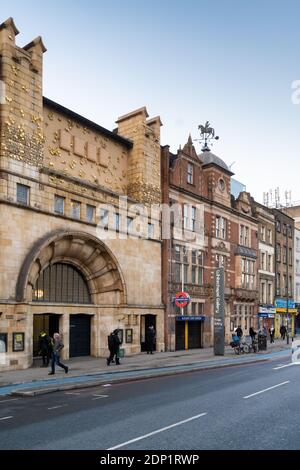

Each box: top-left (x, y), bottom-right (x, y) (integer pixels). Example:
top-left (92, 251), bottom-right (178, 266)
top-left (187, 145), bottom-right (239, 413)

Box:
top-left (251, 202), bottom-right (276, 331)
top-left (272, 209), bottom-right (296, 337)
top-left (0, 18), bottom-right (164, 370)
top-left (161, 137), bottom-right (259, 350)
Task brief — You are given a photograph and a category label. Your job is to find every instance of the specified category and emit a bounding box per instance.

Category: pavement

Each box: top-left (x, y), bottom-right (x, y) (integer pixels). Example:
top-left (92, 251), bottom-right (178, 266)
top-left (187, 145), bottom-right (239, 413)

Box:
top-left (0, 338), bottom-right (292, 396)
top-left (0, 349), bottom-right (299, 450)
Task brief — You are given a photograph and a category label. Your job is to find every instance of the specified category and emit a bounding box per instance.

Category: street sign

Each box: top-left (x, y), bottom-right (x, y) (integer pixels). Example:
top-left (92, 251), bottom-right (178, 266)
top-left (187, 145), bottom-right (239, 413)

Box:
top-left (174, 292), bottom-right (191, 309)
top-left (214, 267), bottom-right (225, 356)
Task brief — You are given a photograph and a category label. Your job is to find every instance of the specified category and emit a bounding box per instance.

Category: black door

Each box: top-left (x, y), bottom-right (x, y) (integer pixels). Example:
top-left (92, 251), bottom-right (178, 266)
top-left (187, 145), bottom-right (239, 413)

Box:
top-left (176, 321), bottom-right (185, 350)
top-left (69, 315), bottom-right (91, 357)
top-left (141, 314), bottom-right (156, 352)
top-left (188, 321), bottom-right (202, 349)
top-left (33, 314), bottom-right (60, 357)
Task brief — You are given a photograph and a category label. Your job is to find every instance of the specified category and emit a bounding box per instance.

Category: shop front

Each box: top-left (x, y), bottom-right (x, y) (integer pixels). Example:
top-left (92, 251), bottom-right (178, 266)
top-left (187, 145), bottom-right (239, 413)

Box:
top-left (175, 316), bottom-right (205, 350)
top-left (274, 299), bottom-right (297, 338)
top-left (257, 305), bottom-right (276, 333)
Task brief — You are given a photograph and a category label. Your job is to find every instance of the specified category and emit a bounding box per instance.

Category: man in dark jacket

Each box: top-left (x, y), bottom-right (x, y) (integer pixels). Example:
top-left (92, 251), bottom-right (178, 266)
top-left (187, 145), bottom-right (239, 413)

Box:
top-left (107, 330), bottom-right (121, 366)
top-left (236, 326), bottom-right (243, 339)
top-left (38, 331), bottom-right (52, 367)
top-left (146, 325), bottom-right (156, 354)
top-left (48, 333), bottom-right (68, 375)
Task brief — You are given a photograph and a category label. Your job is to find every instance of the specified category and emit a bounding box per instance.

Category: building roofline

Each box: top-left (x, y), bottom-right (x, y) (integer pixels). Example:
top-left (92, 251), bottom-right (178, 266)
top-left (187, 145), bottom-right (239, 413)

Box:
top-left (202, 161), bottom-right (234, 176)
top-left (43, 97), bottom-right (133, 149)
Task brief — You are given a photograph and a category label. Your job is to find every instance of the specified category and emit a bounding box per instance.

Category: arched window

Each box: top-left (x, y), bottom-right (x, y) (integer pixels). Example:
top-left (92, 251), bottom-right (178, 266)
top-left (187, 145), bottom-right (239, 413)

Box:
top-left (32, 263), bottom-right (91, 304)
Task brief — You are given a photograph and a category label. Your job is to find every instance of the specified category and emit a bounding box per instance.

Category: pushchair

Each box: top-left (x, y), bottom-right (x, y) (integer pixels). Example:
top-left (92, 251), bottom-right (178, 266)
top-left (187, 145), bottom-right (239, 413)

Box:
top-left (230, 334), bottom-right (244, 354)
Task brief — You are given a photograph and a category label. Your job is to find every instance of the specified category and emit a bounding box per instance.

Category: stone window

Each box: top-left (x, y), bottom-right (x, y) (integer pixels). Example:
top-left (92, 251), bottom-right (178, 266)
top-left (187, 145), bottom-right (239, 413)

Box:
top-left (113, 213), bottom-right (120, 232)
top-left (216, 216), bottom-right (226, 239)
top-left (86, 204), bottom-right (95, 223)
top-left (54, 195), bottom-right (65, 215)
top-left (187, 162), bottom-right (194, 184)
top-left (32, 263), bottom-right (91, 304)
top-left (148, 223), bottom-right (154, 239)
top-left (71, 200), bottom-right (81, 219)
top-left (17, 183), bottom-right (29, 205)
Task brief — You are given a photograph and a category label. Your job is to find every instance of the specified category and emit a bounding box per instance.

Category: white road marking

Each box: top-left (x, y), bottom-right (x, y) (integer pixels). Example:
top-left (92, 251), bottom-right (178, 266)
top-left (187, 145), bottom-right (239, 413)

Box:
top-left (0, 398), bottom-right (19, 404)
top-left (107, 412), bottom-right (207, 450)
top-left (102, 384), bottom-right (112, 387)
top-left (47, 404), bottom-right (68, 410)
top-left (243, 381), bottom-right (290, 399)
top-left (92, 394), bottom-right (109, 400)
top-left (65, 392), bottom-right (81, 395)
top-left (0, 416), bottom-right (13, 421)
top-left (273, 362), bottom-right (300, 370)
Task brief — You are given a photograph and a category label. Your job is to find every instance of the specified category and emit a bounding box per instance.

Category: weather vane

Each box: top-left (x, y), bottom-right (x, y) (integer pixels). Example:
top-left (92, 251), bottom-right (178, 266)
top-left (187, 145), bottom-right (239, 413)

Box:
top-left (195, 121), bottom-right (219, 152)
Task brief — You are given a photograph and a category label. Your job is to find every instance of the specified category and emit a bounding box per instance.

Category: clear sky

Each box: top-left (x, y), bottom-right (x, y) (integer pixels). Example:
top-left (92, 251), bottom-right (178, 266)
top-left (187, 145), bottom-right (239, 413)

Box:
top-left (2, 0), bottom-right (300, 204)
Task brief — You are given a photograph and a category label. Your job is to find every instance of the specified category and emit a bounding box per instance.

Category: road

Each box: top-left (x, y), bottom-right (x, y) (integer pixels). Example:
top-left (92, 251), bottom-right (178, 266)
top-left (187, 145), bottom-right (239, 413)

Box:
top-left (0, 352), bottom-right (299, 450)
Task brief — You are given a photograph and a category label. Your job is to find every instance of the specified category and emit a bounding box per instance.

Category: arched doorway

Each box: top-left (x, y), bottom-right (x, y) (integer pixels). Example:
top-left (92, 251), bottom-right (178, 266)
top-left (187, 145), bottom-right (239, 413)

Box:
top-left (16, 229), bottom-right (126, 361)
top-left (32, 262), bottom-right (92, 357)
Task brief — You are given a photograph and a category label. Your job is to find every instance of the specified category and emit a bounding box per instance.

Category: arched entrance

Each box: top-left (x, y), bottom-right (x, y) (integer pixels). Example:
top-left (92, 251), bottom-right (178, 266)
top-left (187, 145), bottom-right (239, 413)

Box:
top-left (16, 229), bottom-right (126, 360)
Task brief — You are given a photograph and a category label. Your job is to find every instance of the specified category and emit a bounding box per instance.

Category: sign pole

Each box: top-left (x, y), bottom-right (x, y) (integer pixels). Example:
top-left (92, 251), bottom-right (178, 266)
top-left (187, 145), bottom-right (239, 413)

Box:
top-left (214, 267), bottom-right (225, 356)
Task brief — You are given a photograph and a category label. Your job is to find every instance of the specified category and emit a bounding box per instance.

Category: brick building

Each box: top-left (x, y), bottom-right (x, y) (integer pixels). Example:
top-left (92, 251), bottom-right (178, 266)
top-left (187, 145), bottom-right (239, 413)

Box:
top-left (161, 136), bottom-right (259, 350)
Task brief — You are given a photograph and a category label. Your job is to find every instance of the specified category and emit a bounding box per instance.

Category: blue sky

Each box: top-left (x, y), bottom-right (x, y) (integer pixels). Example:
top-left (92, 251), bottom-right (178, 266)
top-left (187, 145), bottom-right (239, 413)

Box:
top-left (2, 0), bottom-right (300, 203)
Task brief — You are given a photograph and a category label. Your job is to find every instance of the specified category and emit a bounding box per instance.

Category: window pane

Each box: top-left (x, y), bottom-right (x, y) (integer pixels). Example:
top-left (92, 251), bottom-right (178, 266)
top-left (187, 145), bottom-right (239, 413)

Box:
top-left (86, 205), bottom-right (95, 222)
top-left (71, 200), bottom-right (81, 219)
top-left (17, 184), bottom-right (29, 205)
top-left (54, 196), bottom-right (64, 215)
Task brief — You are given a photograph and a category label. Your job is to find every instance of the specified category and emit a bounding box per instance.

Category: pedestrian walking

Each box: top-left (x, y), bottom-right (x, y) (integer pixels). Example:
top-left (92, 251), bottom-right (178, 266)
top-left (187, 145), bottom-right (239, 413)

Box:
top-left (107, 329), bottom-right (121, 366)
top-left (269, 326), bottom-right (275, 343)
top-left (38, 331), bottom-right (52, 367)
top-left (280, 325), bottom-right (287, 340)
top-left (48, 333), bottom-right (68, 375)
top-left (146, 325), bottom-right (156, 354)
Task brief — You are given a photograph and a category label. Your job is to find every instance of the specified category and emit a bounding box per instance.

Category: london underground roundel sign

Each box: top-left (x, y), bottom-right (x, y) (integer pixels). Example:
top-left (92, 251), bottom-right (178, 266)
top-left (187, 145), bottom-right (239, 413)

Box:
top-left (175, 292), bottom-right (191, 308)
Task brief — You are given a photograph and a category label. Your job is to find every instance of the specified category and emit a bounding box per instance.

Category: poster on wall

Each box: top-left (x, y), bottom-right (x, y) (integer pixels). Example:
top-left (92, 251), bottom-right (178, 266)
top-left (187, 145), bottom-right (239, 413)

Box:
top-left (13, 333), bottom-right (25, 352)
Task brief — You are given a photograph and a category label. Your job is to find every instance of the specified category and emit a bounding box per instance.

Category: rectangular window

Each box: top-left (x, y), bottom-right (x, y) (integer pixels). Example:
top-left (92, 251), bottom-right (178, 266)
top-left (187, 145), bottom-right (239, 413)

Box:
top-left (148, 223), bottom-right (154, 239)
top-left (261, 282), bottom-right (266, 303)
top-left (289, 276), bottom-right (292, 296)
top-left (240, 225), bottom-right (249, 246)
top-left (192, 303), bottom-right (196, 315)
top-left (100, 209), bottom-right (109, 229)
top-left (191, 266), bottom-right (196, 284)
top-left (283, 246), bottom-right (287, 264)
top-left (127, 216), bottom-right (133, 233)
top-left (54, 195), bottom-right (65, 215)
top-left (71, 200), bottom-right (81, 219)
top-left (198, 267), bottom-right (204, 286)
top-left (183, 204), bottom-right (189, 230)
top-left (198, 303), bottom-right (204, 315)
top-left (241, 257), bottom-right (255, 289)
top-left (276, 273), bottom-right (281, 296)
top-left (17, 183), bottom-right (29, 205)
top-left (86, 204), bottom-right (95, 222)
top-left (268, 283), bottom-right (272, 304)
top-left (268, 254), bottom-right (272, 272)
top-left (191, 206), bottom-right (196, 232)
top-left (296, 238), bottom-right (300, 252)
top-left (175, 245), bottom-right (181, 262)
top-left (297, 260), bottom-right (300, 275)
top-left (261, 252), bottom-right (265, 270)
top-left (289, 248), bottom-right (292, 265)
top-left (184, 264), bottom-right (188, 284)
top-left (216, 216), bottom-right (226, 239)
top-left (112, 213), bottom-right (120, 231)
top-left (276, 243), bottom-right (281, 263)
top-left (187, 163), bottom-right (194, 184)
top-left (267, 229), bottom-right (272, 244)
top-left (276, 221), bottom-right (281, 233)
top-left (283, 224), bottom-right (287, 235)
top-left (283, 274), bottom-right (287, 295)
top-left (260, 226), bottom-right (266, 242)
